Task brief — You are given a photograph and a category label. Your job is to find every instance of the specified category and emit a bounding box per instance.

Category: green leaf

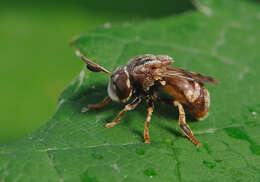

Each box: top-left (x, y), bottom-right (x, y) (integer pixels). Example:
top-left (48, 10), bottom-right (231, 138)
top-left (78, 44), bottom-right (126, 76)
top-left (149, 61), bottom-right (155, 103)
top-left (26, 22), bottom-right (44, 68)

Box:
top-left (1, 0), bottom-right (260, 181)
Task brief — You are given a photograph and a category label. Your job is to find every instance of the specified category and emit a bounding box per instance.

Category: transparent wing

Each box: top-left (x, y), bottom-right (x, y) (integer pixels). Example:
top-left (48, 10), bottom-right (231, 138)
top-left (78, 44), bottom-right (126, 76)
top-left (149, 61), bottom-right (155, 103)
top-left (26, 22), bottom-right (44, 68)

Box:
top-left (156, 66), bottom-right (219, 85)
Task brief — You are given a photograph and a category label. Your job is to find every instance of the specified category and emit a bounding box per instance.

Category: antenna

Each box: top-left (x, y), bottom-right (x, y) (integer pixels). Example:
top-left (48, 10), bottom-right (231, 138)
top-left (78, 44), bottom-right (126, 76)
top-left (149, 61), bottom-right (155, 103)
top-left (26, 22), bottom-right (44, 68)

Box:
top-left (76, 49), bottom-right (112, 76)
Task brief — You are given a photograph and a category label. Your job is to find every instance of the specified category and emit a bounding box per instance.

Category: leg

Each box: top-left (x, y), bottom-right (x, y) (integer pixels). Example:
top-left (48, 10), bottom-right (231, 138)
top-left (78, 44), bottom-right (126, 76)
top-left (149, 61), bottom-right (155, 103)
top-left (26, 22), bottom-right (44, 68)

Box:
top-left (76, 49), bottom-right (112, 76)
top-left (105, 97), bottom-right (141, 128)
top-left (144, 99), bottom-right (154, 143)
top-left (174, 100), bottom-right (200, 147)
top-left (88, 96), bottom-right (111, 109)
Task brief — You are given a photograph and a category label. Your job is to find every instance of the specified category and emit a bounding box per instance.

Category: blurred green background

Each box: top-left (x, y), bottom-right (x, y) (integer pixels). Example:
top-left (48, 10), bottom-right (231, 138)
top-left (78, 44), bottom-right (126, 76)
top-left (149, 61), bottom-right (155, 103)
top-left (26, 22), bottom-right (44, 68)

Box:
top-left (0, 0), bottom-right (193, 146)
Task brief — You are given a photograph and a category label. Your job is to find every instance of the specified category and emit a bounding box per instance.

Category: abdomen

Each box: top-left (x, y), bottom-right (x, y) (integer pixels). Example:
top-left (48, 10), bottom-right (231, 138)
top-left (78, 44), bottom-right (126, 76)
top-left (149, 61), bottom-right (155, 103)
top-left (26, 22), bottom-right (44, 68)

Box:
top-left (162, 78), bottom-right (210, 120)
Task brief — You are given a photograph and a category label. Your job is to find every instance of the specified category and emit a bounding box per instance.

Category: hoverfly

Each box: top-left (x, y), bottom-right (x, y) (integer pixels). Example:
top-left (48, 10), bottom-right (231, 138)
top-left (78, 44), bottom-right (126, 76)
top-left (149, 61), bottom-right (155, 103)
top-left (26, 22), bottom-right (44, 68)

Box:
top-left (76, 50), bottom-right (219, 146)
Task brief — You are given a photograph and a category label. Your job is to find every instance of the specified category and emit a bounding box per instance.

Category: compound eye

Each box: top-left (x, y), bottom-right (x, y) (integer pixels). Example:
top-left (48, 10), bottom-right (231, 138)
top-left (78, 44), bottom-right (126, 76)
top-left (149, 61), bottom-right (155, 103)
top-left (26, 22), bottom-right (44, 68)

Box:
top-left (107, 79), bottom-right (120, 102)
top-left (107, 68), bottom-right (133, 102)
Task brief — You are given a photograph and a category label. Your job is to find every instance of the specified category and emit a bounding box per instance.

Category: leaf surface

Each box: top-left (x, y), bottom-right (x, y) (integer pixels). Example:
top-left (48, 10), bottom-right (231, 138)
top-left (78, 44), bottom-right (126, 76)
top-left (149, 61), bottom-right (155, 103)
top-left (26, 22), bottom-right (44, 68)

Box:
top-left (1, 0), bottom-right (260, 181)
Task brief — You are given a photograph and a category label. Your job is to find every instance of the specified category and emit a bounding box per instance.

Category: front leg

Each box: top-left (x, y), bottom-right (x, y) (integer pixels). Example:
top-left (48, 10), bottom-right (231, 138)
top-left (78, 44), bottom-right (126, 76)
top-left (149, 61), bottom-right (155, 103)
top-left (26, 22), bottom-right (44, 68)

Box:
top-left (88, 96), bottom-right (111, 109)
top-left (174, 100), bottom-right (200, 146)
top-left (105, 97), bottom-right (141, 128)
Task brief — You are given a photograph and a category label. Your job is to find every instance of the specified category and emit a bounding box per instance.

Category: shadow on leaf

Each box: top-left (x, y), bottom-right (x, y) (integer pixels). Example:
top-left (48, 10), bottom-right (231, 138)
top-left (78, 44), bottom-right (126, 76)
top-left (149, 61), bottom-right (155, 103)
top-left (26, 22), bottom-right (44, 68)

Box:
top-left (71, 82), bottom-right (200, 142)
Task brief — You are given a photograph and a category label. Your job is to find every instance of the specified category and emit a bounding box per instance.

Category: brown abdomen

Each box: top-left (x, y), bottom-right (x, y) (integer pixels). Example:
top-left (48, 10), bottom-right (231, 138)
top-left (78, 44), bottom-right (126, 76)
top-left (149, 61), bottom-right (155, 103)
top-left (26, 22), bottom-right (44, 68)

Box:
top-left (162, 78), bottom-right (210, 120)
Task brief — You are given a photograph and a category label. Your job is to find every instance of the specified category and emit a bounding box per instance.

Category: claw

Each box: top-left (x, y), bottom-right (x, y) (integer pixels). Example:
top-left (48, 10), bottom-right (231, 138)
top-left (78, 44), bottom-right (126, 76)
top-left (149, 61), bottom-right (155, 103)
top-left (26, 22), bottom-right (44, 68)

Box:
top-left (105, 122), bottom-right (116, 128)
top-left (144, 139), bottom-right (151, 144)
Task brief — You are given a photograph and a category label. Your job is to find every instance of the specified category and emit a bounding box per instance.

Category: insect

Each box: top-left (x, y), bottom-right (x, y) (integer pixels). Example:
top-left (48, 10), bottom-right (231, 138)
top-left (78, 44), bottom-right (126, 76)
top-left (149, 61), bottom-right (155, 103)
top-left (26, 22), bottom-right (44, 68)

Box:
top-left (76, 50), bottom-right (219, 146)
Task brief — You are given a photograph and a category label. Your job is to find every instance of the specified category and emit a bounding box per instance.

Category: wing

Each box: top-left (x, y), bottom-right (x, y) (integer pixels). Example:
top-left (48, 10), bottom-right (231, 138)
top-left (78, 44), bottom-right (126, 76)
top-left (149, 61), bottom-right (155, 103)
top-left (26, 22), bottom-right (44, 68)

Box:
top-left (155, 66), bottom-right (219, 85)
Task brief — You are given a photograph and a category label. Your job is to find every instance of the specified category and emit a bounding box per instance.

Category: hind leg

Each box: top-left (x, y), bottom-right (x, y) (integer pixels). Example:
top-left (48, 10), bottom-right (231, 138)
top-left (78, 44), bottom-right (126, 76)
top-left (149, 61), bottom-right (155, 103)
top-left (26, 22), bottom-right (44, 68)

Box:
top-left (174, 100), bottom-right (200, 147)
